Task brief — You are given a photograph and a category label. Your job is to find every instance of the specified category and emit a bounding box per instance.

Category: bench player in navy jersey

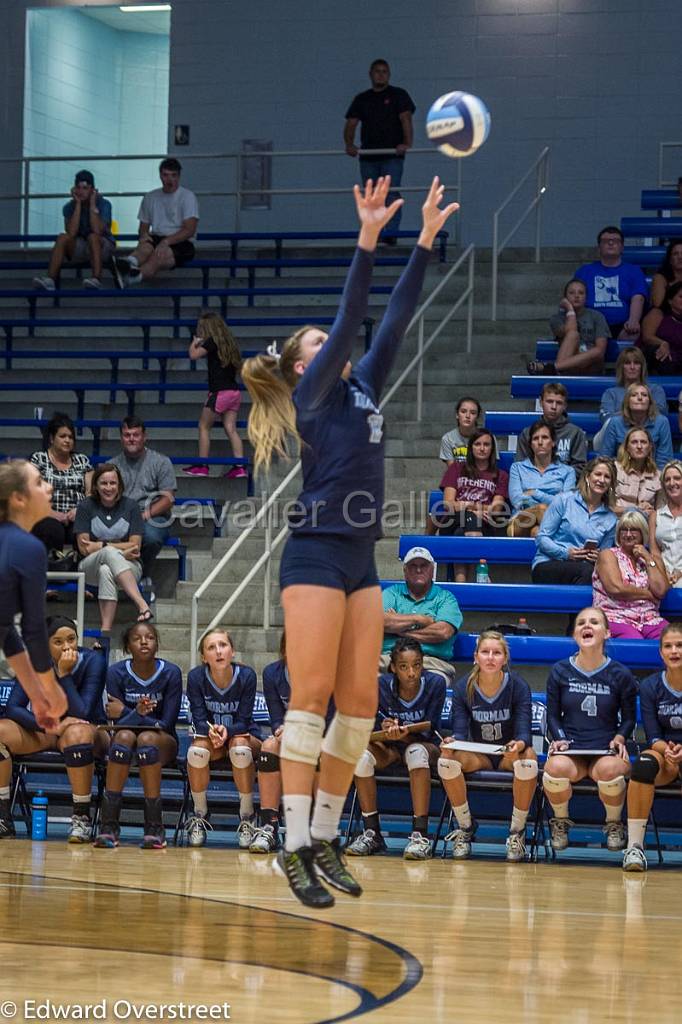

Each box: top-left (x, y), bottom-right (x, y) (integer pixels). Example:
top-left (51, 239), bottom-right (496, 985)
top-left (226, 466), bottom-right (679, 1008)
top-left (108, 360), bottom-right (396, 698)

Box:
top-left (254, 630), bottom-right (336, 854)
top-left (438, 631), bottom-right (538, 862)
top-left (94, 622), bottom-right (182, 849)
top-left (0, 615), bottom-right (105, 842)
top-left (623, 622), bottom-right (682, 872)
top-left (0, 460), bottom-right (67, 732)
top-left (346, 638), bottom-right (445, 860)
top-left (542, 606), bottom-right (637, 853)
top-left (185, 628), bottom-right (262, 848)
top-left (242, 177), bottom-right (458, 907)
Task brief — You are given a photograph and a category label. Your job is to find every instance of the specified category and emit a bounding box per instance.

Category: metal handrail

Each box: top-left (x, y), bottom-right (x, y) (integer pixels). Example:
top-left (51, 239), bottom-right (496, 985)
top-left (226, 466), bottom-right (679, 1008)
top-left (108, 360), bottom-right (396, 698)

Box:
top-left (658, 142), bottom-right (682, 188)
top-left (46, 571), bottom-right (86, 637)
top-left (188, 243), bottom-right (475, 662)
top-left (491, 148), bottom-right (549, 321)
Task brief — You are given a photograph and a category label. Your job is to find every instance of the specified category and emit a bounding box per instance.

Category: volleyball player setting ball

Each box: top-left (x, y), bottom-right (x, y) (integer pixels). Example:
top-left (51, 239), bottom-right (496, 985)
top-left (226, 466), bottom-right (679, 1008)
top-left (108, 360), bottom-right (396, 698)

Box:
top-left (242, 177), bottom-right (459, 908)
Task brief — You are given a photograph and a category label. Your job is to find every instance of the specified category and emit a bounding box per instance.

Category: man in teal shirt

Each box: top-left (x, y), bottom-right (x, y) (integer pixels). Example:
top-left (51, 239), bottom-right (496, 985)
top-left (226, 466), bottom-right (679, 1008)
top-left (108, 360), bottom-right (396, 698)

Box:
top-left (381, 547), bottom-right (462, 683)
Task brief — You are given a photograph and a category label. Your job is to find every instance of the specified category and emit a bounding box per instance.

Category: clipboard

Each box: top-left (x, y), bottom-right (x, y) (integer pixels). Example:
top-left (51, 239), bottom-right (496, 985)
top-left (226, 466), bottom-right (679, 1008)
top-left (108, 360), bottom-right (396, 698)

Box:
top-left (550, 747), bottom-right (613, 757)
top-left (370, 720), bottom-right (432, 743)
top-left (441, 739), bottom-right (505, 755)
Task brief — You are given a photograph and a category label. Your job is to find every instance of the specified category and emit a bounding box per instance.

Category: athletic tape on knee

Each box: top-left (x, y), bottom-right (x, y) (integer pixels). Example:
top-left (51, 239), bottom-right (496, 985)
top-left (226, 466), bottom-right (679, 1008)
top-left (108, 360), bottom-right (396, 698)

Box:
top-left (137, 745), bottom-right (160, 767)
top-left (631, 753), bottom-right (659, 786)
top-left (437, 757), bottom-right (462, 780)
top-left (62, 743), bottom-right (94, 768)
top-left (542, 772), bottom-right (569, 794)
top-left (280, 710), bottom-right (325, 767)
top-left (405, 743), bottom-right (430, 772)
top-left (354, 749), bottom-right (376, 778)
top-left (257, 750), bottom-right (280, 773)
top-left (187, 745), bottom-right (210, 769)
top-left (597, 775), bottom-right (626, 797)
top-left (320, 712), bottom-right (374, 766)
top-left (513, 758), bottom-right (538, 782)
top-left (229, 744), bottom-right (253, 769)
top-left (0, 741), bottom-right (10, 762)
top-left (109, 743), bottom-right (133, 765)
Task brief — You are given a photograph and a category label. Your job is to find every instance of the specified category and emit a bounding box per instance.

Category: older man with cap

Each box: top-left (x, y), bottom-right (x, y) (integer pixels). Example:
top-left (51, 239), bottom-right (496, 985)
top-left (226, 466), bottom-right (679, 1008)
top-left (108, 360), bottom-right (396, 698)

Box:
top-left (34, 170), bottom-right (115, 291)
top-left (380, 546), bottom-right (462, 683)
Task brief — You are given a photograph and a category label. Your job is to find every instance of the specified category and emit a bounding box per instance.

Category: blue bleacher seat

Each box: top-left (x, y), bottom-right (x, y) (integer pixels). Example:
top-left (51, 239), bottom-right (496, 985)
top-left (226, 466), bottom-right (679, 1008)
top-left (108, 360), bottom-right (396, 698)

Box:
top-left (511, 375), bottom-right (680, 402)
top-left (536, 337), bottom-right (625, 363)
top-left (485, 409), bottom-right (679, 440)
top-left (640, 190), bottom-right (681, 212)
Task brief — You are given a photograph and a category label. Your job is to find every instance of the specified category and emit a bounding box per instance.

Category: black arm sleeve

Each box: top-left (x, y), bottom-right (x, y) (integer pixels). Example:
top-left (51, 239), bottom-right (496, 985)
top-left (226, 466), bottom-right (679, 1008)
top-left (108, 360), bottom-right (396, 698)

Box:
top-left (618, 670), bottom-right (638, 741)
top-left (232, 668), bottom-right (257, 735)
top-left (546, 668), bottom-right (565, 741)
top-left (152, 666), bottom-right (183, 734)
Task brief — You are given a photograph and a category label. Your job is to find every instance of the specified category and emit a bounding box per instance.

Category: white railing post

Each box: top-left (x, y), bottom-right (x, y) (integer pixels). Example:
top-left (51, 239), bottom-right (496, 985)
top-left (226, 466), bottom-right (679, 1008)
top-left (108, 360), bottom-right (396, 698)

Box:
top-left (416, 317), bottom-right (424, 422)
top-left (466, 247), bottom-right (475, 354)
top-left (22, 159), bottom-right (31, 240)
top-left (263, 500), bottom-right (273, 629)
top-left (491, 212), bottom-right (500, 323)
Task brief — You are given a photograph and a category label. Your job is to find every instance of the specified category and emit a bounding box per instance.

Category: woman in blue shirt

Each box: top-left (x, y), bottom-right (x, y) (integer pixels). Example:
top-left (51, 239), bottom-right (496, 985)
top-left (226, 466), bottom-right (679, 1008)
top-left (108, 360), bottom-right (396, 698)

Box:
top-left (508, 420), bottom-right (577, 537)
top-left (242, 177), bottom-right (458, 908)
top-left (532, 458), bottom-right (618, 585)
top-left (595, 383), bottom-right (673, 470)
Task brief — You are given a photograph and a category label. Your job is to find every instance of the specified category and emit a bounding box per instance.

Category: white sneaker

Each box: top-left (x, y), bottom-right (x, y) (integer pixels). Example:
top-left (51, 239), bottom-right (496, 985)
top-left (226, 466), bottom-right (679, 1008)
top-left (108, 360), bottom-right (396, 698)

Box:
top-left (505, 829), bottom-right (527, 862)
top-left (83, 277), bottom-right (103, 289)
top-left (67, 814), bottom-right (92, 844)
top-left (604, 820), bottom-right (627, 851)
top-left (125, 270), bottom-right (143, 287)
top-left (249, 823), bottom-right (278, 854)
top-left (445, 825), bottom-right (476, 860)
top-left (346, 828), bottom-right (387, 857)
top-left (237, 815), bottom-right (257, 849)
top-left (622, 844), bottom-right (647, 872)
top-left (185, 814), bottom-right (211, 848)
top-left (549, 816), bottom-right (573, 851)
top-left (403, 831), bottom-right (431, 860)
top-left (33, 276), bottom-right (55, 291)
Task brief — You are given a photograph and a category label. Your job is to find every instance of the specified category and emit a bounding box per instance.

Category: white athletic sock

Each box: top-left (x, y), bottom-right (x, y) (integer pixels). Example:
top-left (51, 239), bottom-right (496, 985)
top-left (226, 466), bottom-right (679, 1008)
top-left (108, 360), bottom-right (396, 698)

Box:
top-left (510, 806), bottom-right (529, 833)
top-left (604, 800), bottom-right (625, 822)
top-left (310, 789), bottom-right (346, 842)
top-left (128, 255), bottom-right (139, 269)
top-left (239, 793), bottom-right (255, 819)
top-left (191, 790), bottom-right (208, 817)
top-left (0, 787), bottom-right (10, 801)
top-left (284, 794), bottom-right (313, 851)
top-left (627, 818), bottom-right (647, 848)
top-left (454, 802), bottom-right (472, 830)
top-left (549, 800), bottom-right (570, 818)
top-left (73, 793), bottom-right (90, 805)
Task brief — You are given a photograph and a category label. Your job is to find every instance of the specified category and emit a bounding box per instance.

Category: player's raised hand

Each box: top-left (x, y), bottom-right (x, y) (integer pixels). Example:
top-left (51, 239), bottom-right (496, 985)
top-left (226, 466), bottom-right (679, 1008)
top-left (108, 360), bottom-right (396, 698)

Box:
top-left (354, 176), bottom-right (404, 249)
top-left (419, 176), bottom-right (460, 248)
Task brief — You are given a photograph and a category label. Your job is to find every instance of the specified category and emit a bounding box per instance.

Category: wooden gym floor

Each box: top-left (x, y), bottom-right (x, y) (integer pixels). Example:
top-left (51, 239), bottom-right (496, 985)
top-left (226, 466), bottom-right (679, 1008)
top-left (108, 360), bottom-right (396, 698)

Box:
top-left (1, 840), bottom-right (680, 1023)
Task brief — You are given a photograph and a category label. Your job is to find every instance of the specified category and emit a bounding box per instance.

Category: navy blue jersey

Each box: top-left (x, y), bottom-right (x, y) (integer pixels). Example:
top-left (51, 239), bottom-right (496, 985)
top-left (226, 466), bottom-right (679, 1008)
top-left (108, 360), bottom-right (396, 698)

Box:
top-left (6, 647), bottom-right (107, 732)
top-left (0, 522), bottom-right (51, 671)
top-left (449, 671), bottom-right (533, 749)
top-left (262, 659), bottom-right (334, 733)
top-left (290, 245), bottom-right (430, 540)
top-left (546, 657), bottom-right (637, 747)
top-left (376, 671), bottom-right (446, 744)
top-left (639, 672), bottom-right (682, 746)
top-left (106, 658), bottom-right (182, 736)
top-left (187, 662), bottom-right (261, 738)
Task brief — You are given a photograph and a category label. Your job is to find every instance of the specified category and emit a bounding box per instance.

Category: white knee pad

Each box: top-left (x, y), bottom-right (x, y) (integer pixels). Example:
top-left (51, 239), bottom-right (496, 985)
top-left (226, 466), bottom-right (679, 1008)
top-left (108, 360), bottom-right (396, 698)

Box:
top-left (187, 745), bottom-right (211, 769)
top-left (354, 749), bottom-right (376, 778)
top-left (321, 712), bottom-right (374, 766)
top-left (437, 757), bottom-right (462, 780)
top-left (229, 744), bottom-right (253, 769)
top-left (543, 772), bottom-right (569, 794)
top-left (280, 709), bottom-right (325, 767)
top-left (513, 758), bottom-right (538, 782)
top-left (597, 775), bottom-right (626, 797)
top-left (405, 743), bottom-right (430, 772)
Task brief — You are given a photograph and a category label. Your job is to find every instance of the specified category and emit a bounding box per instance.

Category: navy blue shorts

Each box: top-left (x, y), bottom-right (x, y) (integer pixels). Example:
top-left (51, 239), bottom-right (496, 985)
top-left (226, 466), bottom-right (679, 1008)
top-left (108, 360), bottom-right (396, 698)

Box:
top-left (279, 533), bottom-right (379, 595)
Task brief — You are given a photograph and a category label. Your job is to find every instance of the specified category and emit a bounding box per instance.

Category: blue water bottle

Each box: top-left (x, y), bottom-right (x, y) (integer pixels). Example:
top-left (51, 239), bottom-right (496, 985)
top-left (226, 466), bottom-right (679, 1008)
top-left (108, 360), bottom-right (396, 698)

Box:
top-left (31, 790), bottom-right (48, 840)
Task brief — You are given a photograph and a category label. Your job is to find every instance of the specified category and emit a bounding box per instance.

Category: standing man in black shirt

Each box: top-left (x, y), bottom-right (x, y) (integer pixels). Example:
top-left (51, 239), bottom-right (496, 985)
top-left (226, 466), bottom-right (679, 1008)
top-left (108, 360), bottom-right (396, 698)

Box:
top-left (344, 59), bottom-right (415, 243)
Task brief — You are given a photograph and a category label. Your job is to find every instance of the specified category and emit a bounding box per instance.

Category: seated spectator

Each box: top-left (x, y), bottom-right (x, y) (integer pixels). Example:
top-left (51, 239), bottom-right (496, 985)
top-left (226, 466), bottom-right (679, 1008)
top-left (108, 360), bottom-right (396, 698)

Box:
top-left (438, 631), bottom-right (537, 862)
top-left (439, 396), bottom-right (495, 465)
top-left (592, 511), bottom-right (669, 639)
top-left (508, 420), bottom-right (576, 537)
top-left (650, 238), bottom-right (682, 309)
top-left (514, 382), bottom-right (587, 474)
top-left (74, 463), bottom-right (152, 634)
top-left (641, 281), bottom-right (682, 375)
top-left (381, 547), bottom-right (462, 684)
top-left (599, 347), bottom-right (668, 425)
top-left (112, 157), bottom-right (198, 288)
top-left (33, 170), bottom-right (115, 292)
top-left (0, 614), bottom-right (105, 843)
top-left (614, 427), bottom-right (662, 516)
top-left (532, 458), bottom-right (617, 585)
top-left (30, 412), bottom-right (93, 553)
top-left (185, 628), bottom-right (262, 850)
top-left (595, 384), bottom-right (673, 470)
top-left (575, 225), bottom-right (647, 340)
top-left (527, 278), bottom-right (609, 376)
top-left (111, 416), bottom-right (176, 592)
top-left (649, 460), bottom-right (682, 588)
top-left (94, 623), bottom-right (182, 849)
top-left (346, 639), bottom-right (445, 861)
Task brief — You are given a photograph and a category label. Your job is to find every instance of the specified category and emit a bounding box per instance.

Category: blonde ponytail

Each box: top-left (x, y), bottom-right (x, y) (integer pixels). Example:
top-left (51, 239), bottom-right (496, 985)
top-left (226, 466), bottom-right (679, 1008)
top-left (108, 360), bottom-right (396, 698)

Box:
top-left (0, 459), bottom-right (30, 524)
